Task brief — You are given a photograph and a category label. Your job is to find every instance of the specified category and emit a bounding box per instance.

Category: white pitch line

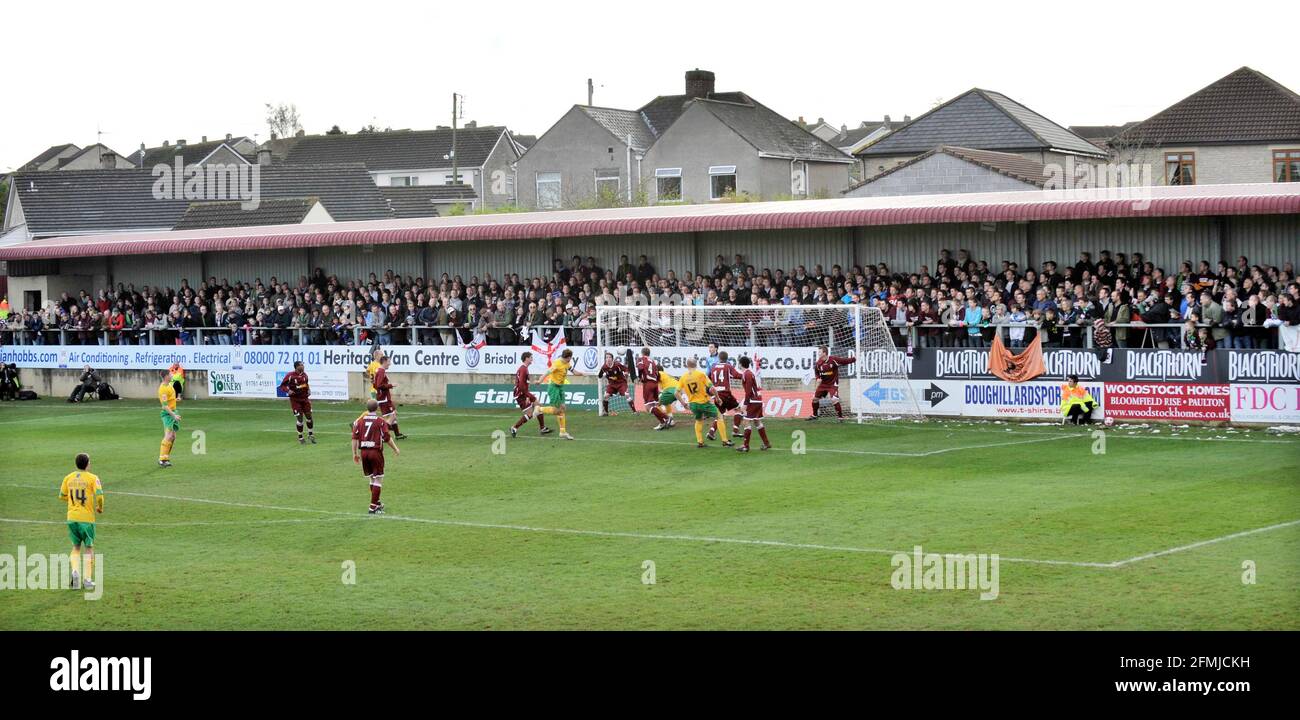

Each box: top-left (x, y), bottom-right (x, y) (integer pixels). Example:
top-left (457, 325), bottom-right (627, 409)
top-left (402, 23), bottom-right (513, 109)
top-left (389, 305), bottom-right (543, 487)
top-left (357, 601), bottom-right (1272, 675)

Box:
top-left (4, 483), bottom-right (1294, 569)
top-left (1107, 519), bottom-right (1300, 568)
top-left (0, 516), bottom-right (364, 528)
top-left (259, 428), bottom-right (1078, 457)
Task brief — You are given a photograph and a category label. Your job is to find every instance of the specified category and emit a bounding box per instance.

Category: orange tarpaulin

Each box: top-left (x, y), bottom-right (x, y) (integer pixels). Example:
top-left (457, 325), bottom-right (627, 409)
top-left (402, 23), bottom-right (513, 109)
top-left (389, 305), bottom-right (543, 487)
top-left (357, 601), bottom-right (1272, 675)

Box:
top-left (987, 333), bottom-right (1046, 383)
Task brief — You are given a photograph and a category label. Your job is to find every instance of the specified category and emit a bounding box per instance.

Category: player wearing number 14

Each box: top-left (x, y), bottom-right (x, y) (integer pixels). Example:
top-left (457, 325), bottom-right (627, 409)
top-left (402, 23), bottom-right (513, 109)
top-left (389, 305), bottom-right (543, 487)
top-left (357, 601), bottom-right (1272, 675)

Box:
top-left (59, 453), bottom-right (103, 590)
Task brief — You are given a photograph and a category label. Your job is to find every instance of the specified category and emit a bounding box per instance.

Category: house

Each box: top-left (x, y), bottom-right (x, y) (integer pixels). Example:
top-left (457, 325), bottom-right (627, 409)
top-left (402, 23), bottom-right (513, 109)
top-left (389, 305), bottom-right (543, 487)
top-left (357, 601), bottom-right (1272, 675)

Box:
top-left (1068, 123), bottom-right (1137, 152)
top-left (516, 69), bottom-right (853, 208)
top-left (1109, 67), bottom-right (1300, 185)
top-left (282, 125), bottom-right (521, 208)
top-left (855, 88), bottom-right (1106, 179)
top-left (829, 117), bottom-right (908, 156)
top-left (1, 164), bottom-right (392, 244)
top-left (843, 145), bottom-right (1048, 197)
top-left (380, 184), bottom-right (477, 218)
top-left (172, 197), bottom-right (336, 230)
top-left (795, 117), bottom-right (840, 142)
top-left (129, 135), bottom-right (258, 169)
top-left (18, 143), bottom-right (134, 171)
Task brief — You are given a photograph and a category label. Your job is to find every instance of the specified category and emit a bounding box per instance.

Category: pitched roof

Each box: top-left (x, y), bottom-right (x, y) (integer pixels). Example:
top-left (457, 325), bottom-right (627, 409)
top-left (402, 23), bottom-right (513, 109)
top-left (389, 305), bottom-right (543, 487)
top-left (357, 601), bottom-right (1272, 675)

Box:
top-left (20, 144), bottom-right (79, 171)
top-left (691, 98), bottom-right (851, 163)
top-left (857, 89), bottom-right (1105, 157)
top-left (57, 144), bottom-right (132, 168)
top-left (6, 184), bottom-right (1296, 262)
top-left (380, 185), bottom-right (476, 218)
top-left (283, 126), bottom-right (511, 171)
top-left (577, 106), bottom-right (656, 152)
top-left (173, 198), bottom-right (324, 230)
top-left (638, 91), bottom-right (750, 136)
top-left (845, 145), bottom-right (1049, 193)
top-left (11, 164), bottom-right (392, 237)
top-left (511, 134), bottom-right (538, 150)
top-left (131, 138), bottom-right (254, 167)
top-left (1115, 67), bottom-right (1300, 145)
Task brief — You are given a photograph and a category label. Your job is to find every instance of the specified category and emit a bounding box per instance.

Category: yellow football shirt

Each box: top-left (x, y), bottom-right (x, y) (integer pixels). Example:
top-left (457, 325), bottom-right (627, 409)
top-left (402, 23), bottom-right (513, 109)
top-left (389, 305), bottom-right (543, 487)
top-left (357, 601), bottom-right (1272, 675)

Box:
top-left (544, 358), bottom-right (572, 386)
top-left (678, 369), bottom-right (713, 404)
top-left (657, 370), bottom-right (679, 391)
top-left (158, 381), bottom-right (177, 411)
top-left (366, 361), bottom-right (380, 389)
top-left (59, 471), bottom-right (103, 523)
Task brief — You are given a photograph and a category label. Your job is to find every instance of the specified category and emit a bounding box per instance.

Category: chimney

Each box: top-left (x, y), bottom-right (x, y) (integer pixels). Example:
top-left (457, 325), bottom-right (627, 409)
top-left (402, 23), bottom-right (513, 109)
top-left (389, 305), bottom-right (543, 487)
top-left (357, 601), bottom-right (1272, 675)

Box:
top-left (226, 133), bottom-right (232, 141)
top-left (176, 138), bottom-right (186, 148)
top-left (883, 115), bottom-right (890, 124)
top-left (466, 120), bottom-right (477, 128)
top-left (685, 68), bottom-right (715, 99)
top-left (295, 129), bottom-right (305, 138)
top-left (202, 135), bottom-right (208, 143)
top-left (257, 148), bottom-right (273, 166)
top-left (841, 124), bottom-right (847, 133)
top-left (162, 140), bottom-right (170, 147)
top-left (100, 152), bottom-right (117, 170)
top-left (904, 115), bottom-right (912, 122)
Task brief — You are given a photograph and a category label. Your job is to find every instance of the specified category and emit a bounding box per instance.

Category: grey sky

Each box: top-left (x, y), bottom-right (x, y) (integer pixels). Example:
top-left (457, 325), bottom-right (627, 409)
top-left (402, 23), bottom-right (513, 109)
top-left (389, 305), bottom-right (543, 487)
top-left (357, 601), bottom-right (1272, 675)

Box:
top-left (3, 0), bottom-right (1296, 171)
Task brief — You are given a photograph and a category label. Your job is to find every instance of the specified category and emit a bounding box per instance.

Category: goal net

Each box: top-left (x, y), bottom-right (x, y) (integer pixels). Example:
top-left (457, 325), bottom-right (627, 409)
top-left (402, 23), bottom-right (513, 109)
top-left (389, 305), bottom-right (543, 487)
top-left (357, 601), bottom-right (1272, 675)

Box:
top-left (594, 304), bottom-right (923, 422)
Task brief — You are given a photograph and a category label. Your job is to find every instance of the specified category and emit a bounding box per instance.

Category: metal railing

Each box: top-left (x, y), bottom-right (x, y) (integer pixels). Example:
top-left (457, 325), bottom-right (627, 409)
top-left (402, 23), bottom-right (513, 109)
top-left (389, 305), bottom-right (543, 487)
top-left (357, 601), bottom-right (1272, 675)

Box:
top-left (897, 321), bottom-right (1267, 349)
top-left (0, 324), bottom-right (572, 347)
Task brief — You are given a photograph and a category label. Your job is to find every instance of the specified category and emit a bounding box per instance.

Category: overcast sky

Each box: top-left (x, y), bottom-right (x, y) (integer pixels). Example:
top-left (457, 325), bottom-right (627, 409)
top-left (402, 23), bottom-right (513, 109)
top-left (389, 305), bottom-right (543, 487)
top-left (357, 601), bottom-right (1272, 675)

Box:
top-left (3, 0), bottom-right (1296, 172)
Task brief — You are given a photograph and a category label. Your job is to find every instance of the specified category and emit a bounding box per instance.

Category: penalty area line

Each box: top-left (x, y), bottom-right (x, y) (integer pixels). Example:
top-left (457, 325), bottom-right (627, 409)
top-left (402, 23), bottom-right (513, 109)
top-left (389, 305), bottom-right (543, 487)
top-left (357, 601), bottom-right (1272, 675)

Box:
top-left (8, 483), bottom-right (1294, 569)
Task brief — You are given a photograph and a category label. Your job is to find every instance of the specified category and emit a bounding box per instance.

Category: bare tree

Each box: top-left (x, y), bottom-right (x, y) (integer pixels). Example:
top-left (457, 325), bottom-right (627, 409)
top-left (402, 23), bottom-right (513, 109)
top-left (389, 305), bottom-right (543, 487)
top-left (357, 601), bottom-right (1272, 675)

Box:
top-left (265, 103), bottom-right (302, 138)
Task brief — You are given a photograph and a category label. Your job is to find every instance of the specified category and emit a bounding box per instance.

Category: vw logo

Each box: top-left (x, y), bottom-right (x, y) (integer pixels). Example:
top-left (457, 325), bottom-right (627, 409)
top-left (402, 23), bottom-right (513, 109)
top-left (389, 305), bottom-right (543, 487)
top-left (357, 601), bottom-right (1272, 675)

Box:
top-left (465, 347), bottom-right (481, 368)
top-left (583, 347), bottom-right (599, 369)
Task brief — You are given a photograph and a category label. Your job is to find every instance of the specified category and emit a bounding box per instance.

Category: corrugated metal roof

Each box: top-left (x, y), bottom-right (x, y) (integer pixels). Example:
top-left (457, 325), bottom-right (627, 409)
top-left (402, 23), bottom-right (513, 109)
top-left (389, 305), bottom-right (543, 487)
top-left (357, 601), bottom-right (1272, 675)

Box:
top-left (1, 183), bottom-right (1295, 261)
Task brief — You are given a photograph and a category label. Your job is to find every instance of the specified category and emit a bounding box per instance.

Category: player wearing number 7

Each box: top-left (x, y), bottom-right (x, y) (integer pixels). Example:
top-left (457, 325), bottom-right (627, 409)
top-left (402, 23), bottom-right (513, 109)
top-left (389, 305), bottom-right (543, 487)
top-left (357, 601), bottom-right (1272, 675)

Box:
top-left (59, 453), bottom-right (103, 591)
top-left (353, 398), bottom-right (400, 514)
top-left (678, 358), bottom-right (733, 448)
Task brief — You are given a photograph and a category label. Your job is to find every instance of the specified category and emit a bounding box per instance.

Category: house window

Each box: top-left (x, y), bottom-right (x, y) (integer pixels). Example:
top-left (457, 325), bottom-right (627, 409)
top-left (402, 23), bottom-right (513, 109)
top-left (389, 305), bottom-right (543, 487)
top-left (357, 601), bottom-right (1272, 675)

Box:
top-left (1165, 152), bottom-right (1195, 185)
top-left (791, 161), bottom-right (808, 195)
top-left (536, 172), bottom-right (562, 209)
top-left (655, 168), bottom-right (682, 202)
top-left (389, 176), bottom-right (418, 187)
top-left (1274, 149), bottom-right (1300, 182)
top-left (708, 165), bottom-right (737, 200)
top-left (595, 169), bottom-right (620, 199)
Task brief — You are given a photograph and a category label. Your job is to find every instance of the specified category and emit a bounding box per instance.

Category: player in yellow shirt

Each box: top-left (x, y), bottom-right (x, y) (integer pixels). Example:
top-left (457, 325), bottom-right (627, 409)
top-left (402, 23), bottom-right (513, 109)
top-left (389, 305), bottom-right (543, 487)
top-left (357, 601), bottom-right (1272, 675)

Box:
top-left (678, 358), bottom-right (732, 448)
top-left (365, 346), bottom-right (385, 399)
top-left (536, 348), bottom-right (584, 440)
top-left (158, 369), bottom-right (181, 468)
top-left (59, 453), bottom-right (103, 590)
top-left (654, 367), bottom-right (680, 428)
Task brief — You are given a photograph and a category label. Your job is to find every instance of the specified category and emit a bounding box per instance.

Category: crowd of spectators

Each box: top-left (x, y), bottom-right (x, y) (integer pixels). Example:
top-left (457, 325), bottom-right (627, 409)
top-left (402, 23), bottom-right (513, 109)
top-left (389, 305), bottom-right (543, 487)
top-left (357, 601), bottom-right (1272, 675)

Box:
top-left (1, 250), bottom-right (1296, 351)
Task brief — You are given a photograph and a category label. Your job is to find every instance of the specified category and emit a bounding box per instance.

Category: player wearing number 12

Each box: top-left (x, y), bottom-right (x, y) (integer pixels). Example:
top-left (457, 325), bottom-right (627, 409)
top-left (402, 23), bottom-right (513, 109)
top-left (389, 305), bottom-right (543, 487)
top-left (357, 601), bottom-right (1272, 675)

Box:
top-left (59, 453), bottom-right (103, 590)
top-left (679, 358), bottom-right (733, 448)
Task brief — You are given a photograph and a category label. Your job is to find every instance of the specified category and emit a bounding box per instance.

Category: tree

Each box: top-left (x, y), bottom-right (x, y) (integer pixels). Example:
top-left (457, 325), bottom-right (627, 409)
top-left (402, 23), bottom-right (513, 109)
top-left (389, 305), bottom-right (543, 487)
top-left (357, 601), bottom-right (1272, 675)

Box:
top-left (325, 125), bottom-right (345, 135)
top-left (0, 178), bottom-right (8, 226)
top-left (265, 103), bottom-right (302, 138)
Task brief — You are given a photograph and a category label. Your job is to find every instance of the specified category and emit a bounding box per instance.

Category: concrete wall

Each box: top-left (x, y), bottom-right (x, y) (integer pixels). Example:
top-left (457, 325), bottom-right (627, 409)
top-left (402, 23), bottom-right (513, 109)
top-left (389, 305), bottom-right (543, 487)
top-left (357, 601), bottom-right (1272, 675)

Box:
top-left (845, 152), bottom-right (1040, 197)
top-left (13, 368), bottom-right (598, 406)
top-left (1120, 143), bottom-right (1299, 185)
top-left (644, 104), bottom-right (765, 203)
top-left (516, 107), bottom-right (637, 209)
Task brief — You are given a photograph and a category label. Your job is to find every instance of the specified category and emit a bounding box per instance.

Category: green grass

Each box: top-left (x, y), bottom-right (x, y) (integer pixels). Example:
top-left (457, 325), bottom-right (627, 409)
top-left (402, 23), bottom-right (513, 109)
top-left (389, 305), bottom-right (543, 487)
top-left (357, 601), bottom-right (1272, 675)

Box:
top-left (1, 398), bottom-right (1298, 629)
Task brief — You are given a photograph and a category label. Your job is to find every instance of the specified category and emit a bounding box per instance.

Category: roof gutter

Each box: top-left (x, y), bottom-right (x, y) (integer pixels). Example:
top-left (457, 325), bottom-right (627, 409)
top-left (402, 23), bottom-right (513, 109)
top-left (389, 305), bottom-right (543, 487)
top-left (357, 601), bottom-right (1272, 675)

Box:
top-left (757, 152), bottom-right (855, 164)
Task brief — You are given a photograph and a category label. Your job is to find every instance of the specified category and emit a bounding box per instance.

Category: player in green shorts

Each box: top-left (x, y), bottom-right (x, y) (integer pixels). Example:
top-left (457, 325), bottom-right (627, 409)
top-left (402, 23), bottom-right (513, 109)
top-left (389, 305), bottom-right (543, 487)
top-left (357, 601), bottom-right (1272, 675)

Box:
top-left (690, 400), bottom-right (719, 420)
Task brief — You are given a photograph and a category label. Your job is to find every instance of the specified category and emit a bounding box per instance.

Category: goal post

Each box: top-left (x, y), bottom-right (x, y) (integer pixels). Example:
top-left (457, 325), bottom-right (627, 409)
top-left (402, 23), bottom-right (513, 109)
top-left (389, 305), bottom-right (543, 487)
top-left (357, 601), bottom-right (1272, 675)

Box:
top-left (593, 304), bottom-right (924, 422)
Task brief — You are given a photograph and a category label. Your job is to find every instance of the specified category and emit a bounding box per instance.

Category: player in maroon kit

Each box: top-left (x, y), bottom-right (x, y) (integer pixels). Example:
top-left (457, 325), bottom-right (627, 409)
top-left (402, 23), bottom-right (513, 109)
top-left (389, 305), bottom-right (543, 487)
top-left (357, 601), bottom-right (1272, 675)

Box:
top-left (352, 398), bottom-right (400, 514)
top-left (808, 345), bottom-right (855, 421)
top-left (508, 351), bottom-right (550, 438)
top-left (736, 355), bottom-right (772, 452)
top-left (373, 356), bottom-right (408, 439)
top-left (598, 352), bottom-right (635, 415)
top-left (278, 360), bottom-right (316, 444)
top-left (706, 351), bottom-right (744, 441)
top-left (636, 347), bottom-right (674, 430)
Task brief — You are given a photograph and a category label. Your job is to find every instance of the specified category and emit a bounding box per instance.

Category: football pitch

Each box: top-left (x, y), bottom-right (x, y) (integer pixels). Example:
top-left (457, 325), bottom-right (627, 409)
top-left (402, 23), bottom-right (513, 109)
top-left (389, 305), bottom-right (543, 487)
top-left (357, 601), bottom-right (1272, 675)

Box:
top-left (1, 398), bottom-right (1297, 630)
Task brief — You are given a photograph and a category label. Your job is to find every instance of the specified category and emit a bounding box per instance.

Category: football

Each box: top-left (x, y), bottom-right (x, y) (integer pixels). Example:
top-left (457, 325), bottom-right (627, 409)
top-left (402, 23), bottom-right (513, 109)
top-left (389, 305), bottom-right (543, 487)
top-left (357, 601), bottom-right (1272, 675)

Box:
top-left (1104, 416), bottom-right (1115, 427)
